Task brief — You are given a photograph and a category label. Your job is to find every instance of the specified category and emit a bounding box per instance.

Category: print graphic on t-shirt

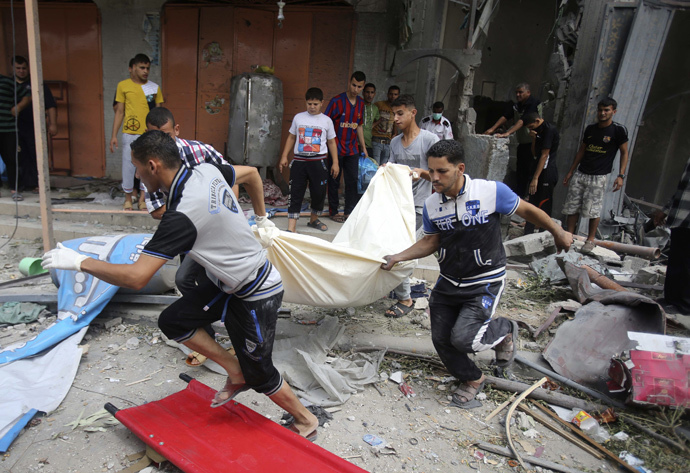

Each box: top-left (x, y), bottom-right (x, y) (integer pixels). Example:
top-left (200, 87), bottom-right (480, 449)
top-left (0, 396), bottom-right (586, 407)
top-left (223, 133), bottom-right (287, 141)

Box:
top-left (222, 189), bottom-right (239, 213)
top-left (124, 117), bottom-right (141, 132)
top-left (585, 144), bottom-right (606, 154)
top-left (462, 200), bottom-right (489, 226)
top-left (298, 126), bottom-right (323, 155)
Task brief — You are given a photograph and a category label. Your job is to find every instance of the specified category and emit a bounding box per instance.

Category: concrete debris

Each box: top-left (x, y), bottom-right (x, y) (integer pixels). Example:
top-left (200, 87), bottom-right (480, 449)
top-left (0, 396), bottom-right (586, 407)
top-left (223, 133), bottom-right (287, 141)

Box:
top-left (621, 256), bottom-right (650, 273)
top-left (517, 411), bottom-right (536, 430)
top-left (571, 240), bottom-right (621, 262)
top-left (529, 252), bottom-right (604, 284)
top-left (634, 265), bottom-right (667, 285)
top-left (103, 317), bottom-right (123, 330)
top-left (0, 211), bottom-right (683, 473)
top-left (503, 232), bottom-right (555, 258)
top-left (413, 297), bottom-right (429, 310)
top-left (389, 371), bottom-right (404, 384)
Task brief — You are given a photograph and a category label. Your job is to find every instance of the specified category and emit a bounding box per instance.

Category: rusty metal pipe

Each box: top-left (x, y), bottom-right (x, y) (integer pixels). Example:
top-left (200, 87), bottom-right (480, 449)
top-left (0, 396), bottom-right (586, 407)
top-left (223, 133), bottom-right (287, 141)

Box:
top-left (573, 235), bottom-right (660, 260)
top-left (583, 265), bottom-right (628, 292)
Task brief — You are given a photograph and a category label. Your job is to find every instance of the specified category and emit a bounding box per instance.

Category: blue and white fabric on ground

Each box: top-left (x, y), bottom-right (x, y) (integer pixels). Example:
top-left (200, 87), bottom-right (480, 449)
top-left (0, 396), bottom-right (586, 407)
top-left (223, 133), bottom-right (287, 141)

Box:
top-left (0, 234), bottom-right (156, 450)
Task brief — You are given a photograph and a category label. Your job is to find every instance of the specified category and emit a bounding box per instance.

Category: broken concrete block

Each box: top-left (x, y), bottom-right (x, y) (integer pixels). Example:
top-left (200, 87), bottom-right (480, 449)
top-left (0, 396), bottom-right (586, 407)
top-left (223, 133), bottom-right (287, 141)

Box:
top-left (462, 132), bottom-right (510, 181)
top-left (104, 317), bottom-right (123, 330)
top-left (621, 256), bottom-right (650, 273)
top-left (504, 232), bottom-right (555, 257)
top-left (634, 265), bottom-right (667, 285)
top-left (529, 252), bottom-right (601, 283)
top-left (571, 240), bottom-right (620, 261)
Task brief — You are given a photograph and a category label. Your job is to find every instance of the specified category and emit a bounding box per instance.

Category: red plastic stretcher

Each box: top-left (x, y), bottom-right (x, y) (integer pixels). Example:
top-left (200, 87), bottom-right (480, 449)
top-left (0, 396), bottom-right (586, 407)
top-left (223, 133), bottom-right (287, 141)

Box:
top-left (105, 374), bottom-right (368, 473)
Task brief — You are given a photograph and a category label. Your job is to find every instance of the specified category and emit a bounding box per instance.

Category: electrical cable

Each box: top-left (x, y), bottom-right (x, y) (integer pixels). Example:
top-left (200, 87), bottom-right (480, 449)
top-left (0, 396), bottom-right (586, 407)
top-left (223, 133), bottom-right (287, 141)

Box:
top-left (1, 0), bottom-right (29, 252)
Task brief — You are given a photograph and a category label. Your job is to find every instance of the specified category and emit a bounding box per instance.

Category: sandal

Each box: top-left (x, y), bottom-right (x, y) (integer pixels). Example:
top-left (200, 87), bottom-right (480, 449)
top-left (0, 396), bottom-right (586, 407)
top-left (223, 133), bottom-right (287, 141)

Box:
top-left (123, 200), bottom-right (133, 211)
top-left (286, 422), bottom-right (318, 442)
top-left (185, 351), bottom-right (207, 367)
top-left (306, 218), bottom-right (327, 232)
top-left (494, 320), bottom-right (518, 367)
top-left (385, 301), bottom-right (414, 318)
top-left (211, 379), bottom-right (249, 408)
top-left (138, 199), bottom-right (148, 211)
top-left (11, 192), bottom-right (23, 202)
top-left (186, 346), bottom-right (235, 367)
top-left (329, 213), bottom-right (347, 223)
top-left (451, 379), bottom-right (485, 409)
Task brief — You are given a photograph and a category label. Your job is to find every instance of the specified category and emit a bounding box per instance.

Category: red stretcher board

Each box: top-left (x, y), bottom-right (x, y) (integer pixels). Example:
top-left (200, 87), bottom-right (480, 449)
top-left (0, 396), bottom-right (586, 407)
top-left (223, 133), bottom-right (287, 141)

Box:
top-left (106, 376), bottom-right (368, 473)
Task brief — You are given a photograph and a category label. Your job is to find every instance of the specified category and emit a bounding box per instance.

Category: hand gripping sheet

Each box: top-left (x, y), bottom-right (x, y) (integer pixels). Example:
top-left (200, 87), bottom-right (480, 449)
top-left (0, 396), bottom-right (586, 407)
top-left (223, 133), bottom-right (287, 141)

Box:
top-left (106, 376), bottom-right (368, 473)
top-left (254, 164), bottom-right (417, 308)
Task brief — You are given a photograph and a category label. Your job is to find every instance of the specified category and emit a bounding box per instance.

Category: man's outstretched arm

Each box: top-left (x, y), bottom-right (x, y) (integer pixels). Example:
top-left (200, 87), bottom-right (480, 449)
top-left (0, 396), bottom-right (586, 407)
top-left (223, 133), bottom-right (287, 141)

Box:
top-left (43, 244), bottom-right (166, 291)
top-left (381, 233), bottom-right (441, 271)
top-left (515, 200), bottom-right (573, 252)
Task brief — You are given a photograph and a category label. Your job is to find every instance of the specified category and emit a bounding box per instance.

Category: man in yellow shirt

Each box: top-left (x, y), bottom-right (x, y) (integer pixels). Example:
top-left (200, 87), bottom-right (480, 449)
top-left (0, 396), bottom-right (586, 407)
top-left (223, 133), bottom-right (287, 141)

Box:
top-left (109, 53), bottom-right (164, 210)
top-left (371, 85), bottom-right (400, 165)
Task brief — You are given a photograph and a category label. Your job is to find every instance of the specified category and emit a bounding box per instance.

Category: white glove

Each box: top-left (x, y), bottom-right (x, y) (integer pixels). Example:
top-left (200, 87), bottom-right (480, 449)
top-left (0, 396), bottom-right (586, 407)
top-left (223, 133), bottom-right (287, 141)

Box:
top-left (254, 215), bottom-right (276, 228)
top-left (41, 243), bottom-right (89, 271)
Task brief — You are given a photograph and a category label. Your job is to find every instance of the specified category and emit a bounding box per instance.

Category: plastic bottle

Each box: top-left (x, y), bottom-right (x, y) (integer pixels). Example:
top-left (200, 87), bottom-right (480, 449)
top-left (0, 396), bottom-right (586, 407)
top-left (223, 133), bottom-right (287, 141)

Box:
top-left (570, 409), bottom-right (610, 443)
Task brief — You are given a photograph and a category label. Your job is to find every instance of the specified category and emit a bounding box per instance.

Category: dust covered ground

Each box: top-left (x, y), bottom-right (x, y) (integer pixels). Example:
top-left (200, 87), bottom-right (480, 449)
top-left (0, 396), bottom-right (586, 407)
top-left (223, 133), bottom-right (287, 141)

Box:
top-left (0, 236), bottom-right (688, 473)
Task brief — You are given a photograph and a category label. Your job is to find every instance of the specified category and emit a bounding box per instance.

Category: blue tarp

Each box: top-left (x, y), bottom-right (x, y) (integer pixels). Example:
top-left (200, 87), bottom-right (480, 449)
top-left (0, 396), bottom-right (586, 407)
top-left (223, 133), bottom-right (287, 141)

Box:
top-left (0, 233), bottom-right (154, 365)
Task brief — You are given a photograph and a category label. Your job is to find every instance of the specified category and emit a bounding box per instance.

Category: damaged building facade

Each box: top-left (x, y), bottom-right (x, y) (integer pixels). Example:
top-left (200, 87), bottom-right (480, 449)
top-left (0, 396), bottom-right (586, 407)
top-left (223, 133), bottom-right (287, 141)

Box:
top-left (0, 0), bottom-right (688, 222)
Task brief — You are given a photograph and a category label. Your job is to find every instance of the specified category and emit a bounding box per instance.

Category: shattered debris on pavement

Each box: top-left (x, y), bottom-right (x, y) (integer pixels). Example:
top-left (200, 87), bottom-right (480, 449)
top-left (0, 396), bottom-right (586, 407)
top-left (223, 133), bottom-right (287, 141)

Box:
top-left (1, 185), bottom-right (688, 473)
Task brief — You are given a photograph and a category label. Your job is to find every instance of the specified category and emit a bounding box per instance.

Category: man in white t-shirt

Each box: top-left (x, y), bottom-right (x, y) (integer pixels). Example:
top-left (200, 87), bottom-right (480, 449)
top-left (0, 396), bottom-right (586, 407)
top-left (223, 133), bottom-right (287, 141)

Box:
top-left (279, 87), bottom-right (339, 233)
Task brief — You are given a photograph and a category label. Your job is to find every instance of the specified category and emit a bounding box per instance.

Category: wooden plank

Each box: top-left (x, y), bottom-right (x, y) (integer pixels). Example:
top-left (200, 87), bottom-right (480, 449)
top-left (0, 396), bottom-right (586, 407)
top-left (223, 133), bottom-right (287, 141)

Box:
top-left (474, 441), bottom-right (588, 473)
top-left (530, 402), bottom-right (639, 473)
top-left (25, 0), bottom-right (54, 251)
top-left (52, 208), bottom-right (147, 214)
top-left (516, 404), bottom-right (604, 460)
top-left (505, 377), bottom-right (547, 470)
top-left (484, 393), bottom-right (516, 423)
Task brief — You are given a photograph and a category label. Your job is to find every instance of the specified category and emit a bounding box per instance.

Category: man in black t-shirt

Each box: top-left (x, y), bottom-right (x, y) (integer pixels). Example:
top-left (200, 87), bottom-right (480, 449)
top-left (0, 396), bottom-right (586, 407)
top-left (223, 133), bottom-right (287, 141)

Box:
top-left (12, 56), bottom-right (57, 195)
top-left (522, 112), bottom-right (559, 234)
top-left (562, 98), bottom-right (629, 253)
top-left (484, 83), bottom-right (540, 198)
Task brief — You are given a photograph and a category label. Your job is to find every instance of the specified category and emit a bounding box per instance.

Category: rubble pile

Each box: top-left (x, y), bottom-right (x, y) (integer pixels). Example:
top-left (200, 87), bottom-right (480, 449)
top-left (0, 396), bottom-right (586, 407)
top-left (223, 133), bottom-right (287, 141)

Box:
top-left (0, 204), bottom-right (688, 473)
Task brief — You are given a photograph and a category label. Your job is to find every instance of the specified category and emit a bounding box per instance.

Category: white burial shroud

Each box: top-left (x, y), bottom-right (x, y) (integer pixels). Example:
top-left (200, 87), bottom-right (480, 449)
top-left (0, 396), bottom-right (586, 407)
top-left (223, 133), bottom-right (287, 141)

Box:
top-left (253, 164), bottom-right (418, 308)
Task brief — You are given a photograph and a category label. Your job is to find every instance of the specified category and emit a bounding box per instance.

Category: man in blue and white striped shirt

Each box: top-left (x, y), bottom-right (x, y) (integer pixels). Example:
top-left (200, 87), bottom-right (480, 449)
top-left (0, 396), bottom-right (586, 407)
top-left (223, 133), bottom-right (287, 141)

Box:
top-left (382, 140), bottom-right (572, 408)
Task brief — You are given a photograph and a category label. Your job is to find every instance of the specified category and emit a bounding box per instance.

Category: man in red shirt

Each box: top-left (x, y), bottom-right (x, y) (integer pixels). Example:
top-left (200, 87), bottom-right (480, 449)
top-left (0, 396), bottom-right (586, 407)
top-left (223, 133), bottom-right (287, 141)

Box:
top-left (324, 71), bottom-right (369, 223)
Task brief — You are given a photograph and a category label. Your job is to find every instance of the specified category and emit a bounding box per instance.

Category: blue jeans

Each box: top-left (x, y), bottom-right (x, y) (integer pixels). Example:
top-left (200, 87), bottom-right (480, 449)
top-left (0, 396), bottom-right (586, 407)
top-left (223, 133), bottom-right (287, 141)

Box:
top-left (372, 140), bottom-right (391, 165)
top-left (393, 213), bottom-right (424, 300)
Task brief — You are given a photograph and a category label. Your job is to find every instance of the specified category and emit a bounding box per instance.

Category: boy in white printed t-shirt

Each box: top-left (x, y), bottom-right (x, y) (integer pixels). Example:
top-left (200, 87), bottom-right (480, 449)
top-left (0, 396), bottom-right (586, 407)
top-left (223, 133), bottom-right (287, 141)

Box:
top-left (110, 53), bottom-right (164, 211)
top-left (278, 87), bottom-right (339, 233)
